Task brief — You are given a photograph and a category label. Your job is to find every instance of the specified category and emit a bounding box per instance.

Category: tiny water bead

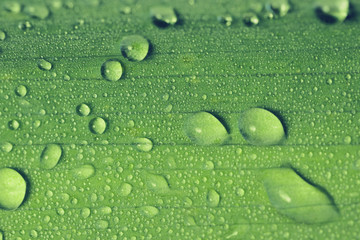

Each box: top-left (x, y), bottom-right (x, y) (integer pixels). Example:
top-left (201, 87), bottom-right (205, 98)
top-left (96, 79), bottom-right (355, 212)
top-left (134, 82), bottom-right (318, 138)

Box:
top-left (38, 59), bottom-right (52, 71)
top-left (207, 189), bottom-right (220, 207)
top-left (15, 85), bottom-right (27, 97)
top-left (101, 60), bottom-right (123, 81)
top-left (0, 30), bottom-right (6, 41)
top-left (184, 112), bottom-right (228, 145)
top-left (23, 4), bottom-right (50, 20)
top-left (0, 168), bottom-right (26, 210)
top-left (263, 168), bottom-right (339, 224)
top-left (40, 144), bottom-right (62, 169)
top-left (76, 103), bottom-right (91, 116)
top-left (315, 0), bottom-right (349, 23)
top-left (145, 173), bottom-right (170, 194)
top-left (89, 117), bottom-right (107, 134)
top-left (150, 6), bottom-right (177, 27)
top-left (72, 164), bottom-right (95, 179)
top-left (133, 137), bottom-right (153, 152)
top-left (139, 206), bottom-right (159, 218)
top-left (120, 35), bottom-right (149, 61)
top-left (238, 108), bottom-right (285, 145)
top-left (8, 120), bottom-right (20, 130)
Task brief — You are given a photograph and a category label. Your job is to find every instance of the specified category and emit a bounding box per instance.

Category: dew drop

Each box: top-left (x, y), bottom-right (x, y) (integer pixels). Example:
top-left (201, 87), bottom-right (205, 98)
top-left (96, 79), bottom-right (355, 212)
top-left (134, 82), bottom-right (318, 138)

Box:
top-left (72, 164), bottom-right (95, 179)
top-left (15, 85), bottom-right (27, 97)
top-left (0, 30), bottom-right (6, 41)
top-left (24, 4), bottom-right (50, 20)
top-left (95, 220), bottom-right (109, 229)
top-left (40, 144), bottom-right (62, 169)
top-left (101, 60), bottom-right (123, 81)
top-left (0, 168), bottom-right (26, 210)
top-left (4, 2), bottom-right (22, 13)
top-left (8, 120), bottom-right (20, 130)
top-left (81, 207), bottom-right (91, 218)
top-left (184, 112), bottom-right (228, 145)
top-left (76, 103), bottom-right (91, 116)
top-left (243, 12), bottom-right (259, 26)
top-left (145, 173), bottom-right (170, 194)
top-left (207, 189), bottom-right (220, 207)
top-left (217, 14), bottom-right (233, 26)
top-left (139, 206), bottom-right (159, 218)
top-left (0, 142), bottom-right (13, 153)
top-left (38, 59), bottom-right (52, 71)
top-left (89, 117), bottom-right (107, 134)
top-left (150, 6), bottom-right (177, 27)
top-left (315, 0), bottom-right (349, 23)
top-left (119, 182), bottom-right (132, 196)
top-left (133, 137), bottom-right (153, 152)
top-left (120, 35), bottom-right (149, 61)
top-left (266, 0), bottom-right (291, 17)
top-left (99, 206), bottom-right (112, 215)
top-left (238, 108), bottom-right (285, 145)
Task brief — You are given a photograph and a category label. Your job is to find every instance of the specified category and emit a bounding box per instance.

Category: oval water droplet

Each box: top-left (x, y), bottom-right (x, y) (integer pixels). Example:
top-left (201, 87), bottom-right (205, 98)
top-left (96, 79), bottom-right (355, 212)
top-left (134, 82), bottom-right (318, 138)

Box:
top-left (15, 85), bottom-right (27, 97)
top-left (315, 0), bottom-right (349, 23)
top-left (99, 206), bottom-right (112, 215)
top-left (76, 103), bottom-right (91, 116)
top-left (95, 220), bottom-right (109, 229)
top-left (119, 182), bottom-right (132, 196)
top-left (0, 168), bottom-right (26, 210)
top-left (145, 173), bottom-right (170, 194)
top-left (24, 4), bottom-right (50, 20)
top-left (133, 137), bottom-right (153, 152)
top-left (224, 220), bottom-right (250, 239)
top-left (72, 164), bottom-right (95, 179)
top-left (40, 144), bottom-right (62, 169)
top-left (0, 30), bottom-right (6, 41)
top-left (207, 189), bottom-right (220, 207)
top-left (184, 112), bottom-right (228, 145)
top-left (4, 2), bottom-right (22, 13)
top-left (238, 108), bottom-right (285, 145)
top-left (139, 206), bottom-right (159, 218)
top-left (217, 14), bottom-right (233, 26)
top-left (150, 6), bottom-right (177, 27)
top-left (120, 35), bottom-right (149, 61)
top-left (0, 142), bottom-right (13, 153)
top-left (263, 168), bottom-right (339, 224)
top-left (101, 60), bottom-right (123, 81)
top-left (89, 117), bottom-right (107, 134)
top-left (38, 59), bottom-right (52, 71)
top-left (8, 120), bottom-right (20, 130)
top-left (81, 207), bottom-right (91, 218)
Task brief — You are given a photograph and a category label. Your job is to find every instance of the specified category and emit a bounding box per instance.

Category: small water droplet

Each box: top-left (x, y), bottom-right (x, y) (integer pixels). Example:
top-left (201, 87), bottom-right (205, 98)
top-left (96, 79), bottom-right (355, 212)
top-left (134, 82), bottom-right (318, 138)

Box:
top-left (18, 21), bottom-right (33, 30)
top-left (40, 144), bottom-right (62, 169)
top-left (95, 220), bottom-right (109, 229)
top-left (24, 4), bottom-right (50, 20)
top-left (0, 168), bottom-right (26, 210)
top-left (8, 120), bottom-right (20, 130)
top-left (238, 108), bottom-right (285, 145)
top-left (139, 206), bottom-right (159, 217)
top-left (101, 60), bottom-right (123, 81)
top-left (145, 173), bottom-right (170, 194)
top-left (30, 230), bottom-right (38, 238)
top-left (133, 137), bottom-right (153, 152)
top-left (315, 0), bottom-right (349, 23)
top-left (184, 112), bottom-right (228, 145)
top-left (0, 142), bottom-right (13, 153)
top-left (119, 182), bottom-right (132, 196)
top-left (99, 206), bottom-right (112, 215)
top-left (38, 59), bottom-right (52, 71)
top-left (217, 14), bottom-right (233, 26)
top-left (150, 6), bottom-right (177, 27)
top-left (72, 164), bottom-right (95, 179)
top-left (15, 85), bottom-right (27, 97)
top-left (243, 12), bottom-right (259, 26)
top-left (89, 117), bottom-right (107, 134)
top-left (81, 207), bottom-right (91, 218)
top-left (0, 30), bottom-right (6, 41)
top-left (76, 103), bottom-right (91, 116)
top-left (120, 35), bottom-right (149, 61)
top-left (207, 189), bottom-right (220, 207)
top-left (344, 135), bottom-right (352, 144)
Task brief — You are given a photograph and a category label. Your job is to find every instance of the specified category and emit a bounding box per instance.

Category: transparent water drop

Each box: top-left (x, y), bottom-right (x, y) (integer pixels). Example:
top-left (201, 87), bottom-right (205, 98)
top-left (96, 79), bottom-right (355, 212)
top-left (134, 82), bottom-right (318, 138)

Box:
top-left (315, 0), bottom-right (349, 23)
top-left (184, 112), bottom-right (228, 145)
top-left (0, 142), bottom-right (13, 153)
top-left (207, 189), bottom-right (220, 207)
top-left (30, 230), bottom-right (38, 238)
top-left (57, 208), bottom-right (65, 216)
top-left (263, 168), bottom-right (339, 224)
top-left (24, 4), bottom-right (50, 20)
top-left (8, 120), bottom-right (20, 130)
top-left (81, 207), bottom-right (91, 218)
top-left (119, 182), bottom-right (132, 196)
top-left (76, 103), bottom-right (91, 116)
top-left (40, 144), bottom-right (62, 169)
top-left (243, 12), bottom-right (259, 26)
top-left (89, 117), bottom-right (107, 134)
top-left (150, 6), bottom-right (177, 27)
top-left (99, 206), bottom-right (112, 214)
top-left (72, 164), bottom-right (95, 179)
top-left (145, 173), bottom-right (170, 194)
top-left (217, 14), bottom-right (233, 26)
top-left (120, 35), bottom-right (149, 61)
top-left (15, 85), bottom-right (27, 97)
top-left (0, 168), bottom-right (26, 210)
top-left (38, 59), bottom-right (52, 71)
top-left (4, 2), bottom-right (22, 13)
top-left (238, 108), bottom-right (285, 145)
top-left (0, 30), bottom-right (6, 41)
top-left (266, 0), bottom-right (291, 17)
top-left (139, 206), bottom-right (159, 218)
top-left (95, 220), bottom-right (109, 229)
top-left (133, 137), bottom-right (153, 152)
top-left (101, 60), bottom-right (123, 81)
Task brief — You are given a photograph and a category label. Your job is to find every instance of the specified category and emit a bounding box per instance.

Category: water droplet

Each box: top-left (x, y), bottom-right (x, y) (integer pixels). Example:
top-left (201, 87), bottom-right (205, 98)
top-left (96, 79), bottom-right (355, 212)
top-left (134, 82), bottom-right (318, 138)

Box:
top-left (0, 30), bottom-right (6, 41)
top-left (236, 188), bottom-right (245, 197)
top-left (238, 108), bottom-right (285, 145)
top-left (38, 59), bottom-right (52, 71)
top-left (344, 135), bottom-right (352, 144)
top-left (119, 182), bottom-right (132, 196)
top-left (81, 207), bottom-right (91, 218)
top-left (30, 230), bottom-right (38, 238)
top-left (18, 21), bottom-right (33, 30)
top-left (266, 0), bottom-right (291, 17)
top-left (263, 168), bottom-right (339, 224)
top-left (76, 103), bottom-right (91, 116)
top-left (217, 14), bottom-right (233, 26)
top-left (57, 207), bottom-right (65, 216)
top-left (207, 189), bottom-right (220, 207)
top-left (8, 120), bottom-right (20, 130)
top-left (95, 220), bottom-right (109, 229)
top-left (15, 85), bottom-right (27, 97)
top-left (4, 2), bottom-right (22, 13)
top-left (243, 12), bottom-right (259, 26)
top-left (184, 112), bottom-right (228, 145)
top-left (24, 4), bottom-right (50, 20)
top-left (40, 144), bottom-right (62, 169)
top-left (145, 173), bottom-right (170, 194)
top-left (184, 215), bottom-right (196, 226)
top-left (150, 6), bottom-right (177, 27)
top-left (89, 117), bottom-right (107, 134)
top-left (0, 168), bottom-right (26, 210)
top-left (315, 0), bottom-right (349, 23)
top-left (133, 137), bottom-right (153, 152)
top-left (139, 206), bottom-right (159, 218)
top-left (72, 164), bottom-right (95, 179)
top-left (99, 206), bottom-right (112, 214)
top-left (120, 35), bottom-right (149, 61)
top-left (101, 60), bottom-right (123, 81)
top-left (0, 142), bottom-right (13, 153)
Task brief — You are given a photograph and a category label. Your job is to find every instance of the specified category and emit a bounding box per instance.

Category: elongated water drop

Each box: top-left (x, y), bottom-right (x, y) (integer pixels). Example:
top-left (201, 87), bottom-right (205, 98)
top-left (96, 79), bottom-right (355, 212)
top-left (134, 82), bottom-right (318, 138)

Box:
top-left (72, 164), bottom-right (95, 179)
top-left (145, 173), bottom-right (170, 194)
top-left (0, 168), bottom-right (26, 210)
top-left (315, 0), bottom-right (349, 23)
top-left (38, 59), bottom-right (52, 71)
top-left (120, 35), bottom-right (149, 61)
top-left (207, 189), bottom-right (220, 207)
top-left (24, 4), bottom-right (50, 19)
top-left (89, 117), bottom-right (107, 134)
top-left (4, 2), bottom-right (22, 13)
top-left (150, 6), bottom-right (177, 27)
top-left (184, 112), bottom-right (228, 145)
top-left (101, 60), bottom-right (123, 81)
top-left (0, 30), bottom-right (6, 41)
top-left (133, 137), bottom-right (153, 152)
top-left (40, 144), bottom-right (62, 169)
top-left (263, 168), bottom-right (339, 224)
top-left (139, 206), bottom-right (159, 218)
top-left (0, 142), bottom-right (13, 153)
top-left (238, 108), bottom-right (285, 145)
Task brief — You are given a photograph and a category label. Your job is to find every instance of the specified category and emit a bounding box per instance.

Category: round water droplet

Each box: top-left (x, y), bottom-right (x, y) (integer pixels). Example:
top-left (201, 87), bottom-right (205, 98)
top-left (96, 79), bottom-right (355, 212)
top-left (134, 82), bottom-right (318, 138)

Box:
top-left (101, 60), bottom-right (123, 81)
top-left (184, 112), bottom-right (228, 145)
top-left (15, 85), bottom-right (27, 97)
top-left (119, 182), bottom-right (132, 196)
top-left (139, 206), bottom-right (159, 218)
top-left (0, 30), bottom-right (6, 41)
top-left (8, 120), bottom-right (20, 130)
top-left (207, 189), bottom-right (220, 207)
top-left (266, 0), bottom-right (291, 17)
top-left (243, 12), bottom-right (259, 26)
top-left (0, 142), bottom-right (13, 153)
top-left (4, 2), bottom-right (22, 13)
top-left (120, 35), bottom-right (149, 61)
top-left (38, 59), bottom-right (52, 71)
top-left (81, 207), bottom-right (91, 218)
top-left (72, 164), bottom-right (95, 179)
top-left (96, 220), bottom-right (109, 229)
top-left (133, 138), bottom-right (153, 152)
top-left (150, 6), bottom-right (177, 27)
top-left (76, 103), bottom-right (91, 116)
top-left (40, 144), bottom-right (62, 169)
top-left (238, 108), bottom-right (285, 145)
top-left (24, 4), bottom-right (50, 19)
top-left (315, 0), bottom-right (349, 23)
top-left (89, 117), bottom-right (107, 134)
top-left (145, 173), bottom-right (170, 194)
top-left (0, 168), bottom-right (26, 210)
top-left (217, 14), bottom-right (233, 26)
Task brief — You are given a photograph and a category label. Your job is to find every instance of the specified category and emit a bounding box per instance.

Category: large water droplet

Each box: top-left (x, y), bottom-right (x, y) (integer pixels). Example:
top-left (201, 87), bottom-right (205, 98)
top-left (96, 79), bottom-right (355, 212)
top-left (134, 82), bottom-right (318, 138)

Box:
top-left (120, 35), bottom-right (149, 61)
top-left (145, 173), bottom-right (170, 194)
top-left (89, 117), bottom-right (107, 134)
top-left (133, 137), bottom-right (153, 152)
top-left (24, 4), bottom-right (50, 20)
top-left (95, 220), bottom-right (109, 229)
top-left (4, 2), bottom-right (22, 13)
top-left (0, 142), bottom-right (13, 153)
top-left (207, 189), bottom-right (220, 207)
top-left (8, 120), bottom-right (20, 130)
top-left (81, 207), bottom-right (91, 218)
top-left (150, 6), bottom-right (177, 27)
top-left (15, 85), bottom-right (27, 97)
top-left (0, 168), bottom-right (26, 210)
top-left (40, 144), bottom-right (62, 169)
top-left (266, 0), bottom-right (291, 17)
top-left (101, 60), bottom-right (123, 81)
top-left (315, 0), bottom-right (349, 23)
top-left (184, 112), bottom-right (228, 145)
top-left (139, 206), bottom-right (159, 218)
top-left (119, 182), bottom-right (132, 196)
top-left (263, 168), bottom-right (339, 224)
top-left (76, 103), bottom-right (91, 116)
top-left (238, 108), bottom-right (285, 145)
top-left (38, 59), bottom-right (52, 71)
top-left (72, 164), bottom-right (95, 179)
